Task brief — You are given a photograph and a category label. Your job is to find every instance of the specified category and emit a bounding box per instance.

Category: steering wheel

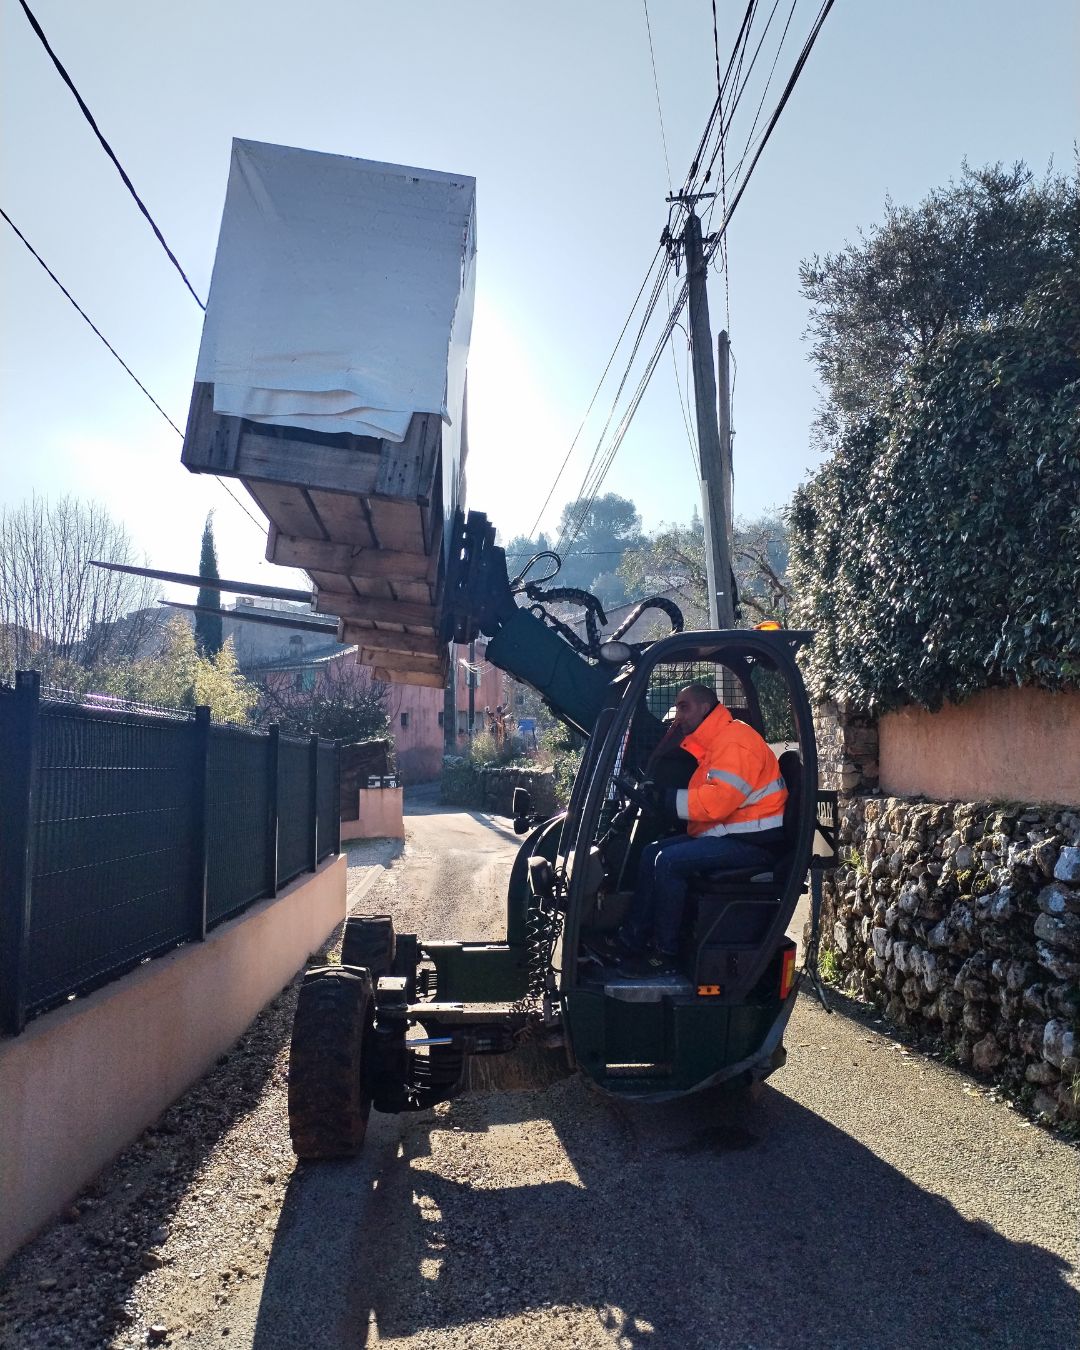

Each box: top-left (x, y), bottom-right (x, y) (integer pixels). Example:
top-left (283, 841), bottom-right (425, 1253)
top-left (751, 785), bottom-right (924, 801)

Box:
top-left (615, 773), bottom-right (655, 813)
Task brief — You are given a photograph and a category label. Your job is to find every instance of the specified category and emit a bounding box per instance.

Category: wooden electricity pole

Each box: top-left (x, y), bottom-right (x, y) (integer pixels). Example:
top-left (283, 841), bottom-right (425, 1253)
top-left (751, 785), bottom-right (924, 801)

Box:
top-left (682, 208), bottom-right (735, 628)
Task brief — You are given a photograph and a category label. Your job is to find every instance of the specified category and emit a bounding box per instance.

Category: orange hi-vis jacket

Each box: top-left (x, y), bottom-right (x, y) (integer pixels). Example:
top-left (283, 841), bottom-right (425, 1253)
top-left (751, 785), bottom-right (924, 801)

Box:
top-left (674, 704), bottom-right (788, 839)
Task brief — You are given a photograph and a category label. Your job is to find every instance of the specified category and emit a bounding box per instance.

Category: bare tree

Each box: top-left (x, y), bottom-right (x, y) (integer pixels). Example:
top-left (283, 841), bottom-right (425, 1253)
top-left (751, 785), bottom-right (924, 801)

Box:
top-left (0, 494), bottom-right (160, 682)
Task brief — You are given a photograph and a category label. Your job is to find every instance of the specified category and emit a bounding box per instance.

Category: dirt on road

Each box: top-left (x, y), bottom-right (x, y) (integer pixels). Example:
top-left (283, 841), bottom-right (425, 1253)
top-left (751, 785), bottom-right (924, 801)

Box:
top-left (2, 793), bottom-right (1077, 1350)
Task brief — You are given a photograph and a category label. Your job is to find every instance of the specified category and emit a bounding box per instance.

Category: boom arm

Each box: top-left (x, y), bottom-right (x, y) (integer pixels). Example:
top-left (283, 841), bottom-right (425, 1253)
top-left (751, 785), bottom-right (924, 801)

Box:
top-left (441, 511), bottom-right (682, 737)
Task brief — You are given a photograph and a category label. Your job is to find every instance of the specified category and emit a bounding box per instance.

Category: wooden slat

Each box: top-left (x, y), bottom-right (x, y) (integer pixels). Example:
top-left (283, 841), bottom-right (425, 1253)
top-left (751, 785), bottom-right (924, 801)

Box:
top-left (252, 486), bottom-right (325, 541)
top-left (344, 625), bottom-right (442, 658)
top-left (236, 432), bottom-right (380, 496)
top-left (393, 581), bottom-right (435, 606)
top-left (372, 666), bottom-right (447, 689)
top-left (367, 497), bottom-right (425, 554)
top-left (305, 490), bottom-right (376, 546)
top-left (313, 591), bottom-right (437, 629)
top-left (267, 529), bottom-right (437, 581)
top-left (375, 413), bottom-right (441, 501)
top-left (182, 382), bottom-right (242, 473)
top-left (367, 651), bottom-right (446, 677)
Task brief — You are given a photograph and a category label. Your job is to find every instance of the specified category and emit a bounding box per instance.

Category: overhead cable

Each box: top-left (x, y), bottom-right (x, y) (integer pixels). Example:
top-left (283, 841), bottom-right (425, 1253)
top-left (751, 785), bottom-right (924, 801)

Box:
top-left (16, 0), bottom-right (207, 309)
top-left (642, 0), bottom-right (672, 191)
top-left (1, 205), bottom-right (184, 435)
top-left (554, 0), bottom-right (837, 559)
top-left (1, 206), bottom-right (265, 536)
top-left (524, 245), bottom-right (666, 542)
top-left (705, 0), bottom-right (836, 258)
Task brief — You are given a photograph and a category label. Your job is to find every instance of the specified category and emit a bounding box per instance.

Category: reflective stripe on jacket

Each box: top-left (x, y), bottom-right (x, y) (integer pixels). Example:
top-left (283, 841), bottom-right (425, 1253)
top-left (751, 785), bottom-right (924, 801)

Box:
top-left (673, 704), bottom-right (788, 840)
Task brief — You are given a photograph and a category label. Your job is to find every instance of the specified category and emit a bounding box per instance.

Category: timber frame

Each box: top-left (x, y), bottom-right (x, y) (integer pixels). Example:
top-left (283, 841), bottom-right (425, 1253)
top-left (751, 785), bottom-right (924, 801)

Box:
top-left (182, 382), bottom-right (453, 685)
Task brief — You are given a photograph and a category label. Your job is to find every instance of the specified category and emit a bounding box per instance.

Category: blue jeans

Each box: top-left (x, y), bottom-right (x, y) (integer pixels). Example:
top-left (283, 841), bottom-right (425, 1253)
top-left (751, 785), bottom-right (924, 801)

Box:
top-left (620, 833), bottom-right (778, 955)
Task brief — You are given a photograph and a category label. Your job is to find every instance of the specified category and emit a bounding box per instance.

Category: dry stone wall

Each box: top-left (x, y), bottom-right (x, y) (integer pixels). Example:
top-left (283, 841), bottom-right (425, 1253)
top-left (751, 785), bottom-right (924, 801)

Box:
top-left (813, 700), bottom-right (879, 793)
top-left (820, 795), bottom-right (1080, 1126)
top-left (479, 766), bottom-right (559, 820)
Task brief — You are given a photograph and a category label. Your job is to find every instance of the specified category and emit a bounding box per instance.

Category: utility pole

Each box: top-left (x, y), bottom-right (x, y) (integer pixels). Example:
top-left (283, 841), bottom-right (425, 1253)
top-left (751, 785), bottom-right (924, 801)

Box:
top-left (443, 643), bottom-right (457, 755)
top-left (680, 206), bottom-right (735, 628)
top-left (467, 638), bottom-right (476, 745)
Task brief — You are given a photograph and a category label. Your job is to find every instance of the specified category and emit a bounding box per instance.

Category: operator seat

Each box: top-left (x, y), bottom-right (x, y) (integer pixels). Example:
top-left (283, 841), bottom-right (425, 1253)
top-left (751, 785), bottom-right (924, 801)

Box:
top-left (683, 750), bottom-right (803, 979)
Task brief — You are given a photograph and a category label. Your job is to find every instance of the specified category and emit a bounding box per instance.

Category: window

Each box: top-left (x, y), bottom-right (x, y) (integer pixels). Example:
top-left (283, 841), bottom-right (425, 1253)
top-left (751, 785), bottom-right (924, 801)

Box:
top-left (289, 634), bottom-right (303, 648)
top-left (400, 711), bottom-right (409, 729)
top-left (437, 711), bottom-right (444, 727)
top-left (293, 673), bottom-right (304, 691)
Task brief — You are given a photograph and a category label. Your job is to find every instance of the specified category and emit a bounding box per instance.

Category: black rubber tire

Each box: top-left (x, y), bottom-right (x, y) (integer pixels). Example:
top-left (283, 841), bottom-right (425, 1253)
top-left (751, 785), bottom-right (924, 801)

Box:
top-left (341, 914), bottom-right (396, 977)
top-left (393, 932), bottom-right (420, 1001)
top-left (288, 965), bottom-right (373, 1159)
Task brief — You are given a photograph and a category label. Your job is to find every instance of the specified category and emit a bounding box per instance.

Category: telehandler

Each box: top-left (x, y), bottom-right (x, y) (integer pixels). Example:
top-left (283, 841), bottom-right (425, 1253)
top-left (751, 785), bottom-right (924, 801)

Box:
top-left (287, 511), bottom-right (836, 1157)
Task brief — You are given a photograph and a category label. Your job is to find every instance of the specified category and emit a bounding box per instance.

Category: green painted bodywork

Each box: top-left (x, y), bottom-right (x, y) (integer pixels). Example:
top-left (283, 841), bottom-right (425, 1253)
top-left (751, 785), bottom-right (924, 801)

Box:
top-left (563, 989), bottom-right (785, 1096)
top-left (423, 941), bottom-right (530, 1003)
top-left (485, 608), bottom-right (614, 736)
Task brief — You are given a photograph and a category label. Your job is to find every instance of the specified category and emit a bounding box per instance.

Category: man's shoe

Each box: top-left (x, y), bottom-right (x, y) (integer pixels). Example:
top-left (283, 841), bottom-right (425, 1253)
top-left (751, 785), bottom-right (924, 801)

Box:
top-left (585, 931), bottom-right (636, 964)
top-left (616, 949), bottom-right (680, 979)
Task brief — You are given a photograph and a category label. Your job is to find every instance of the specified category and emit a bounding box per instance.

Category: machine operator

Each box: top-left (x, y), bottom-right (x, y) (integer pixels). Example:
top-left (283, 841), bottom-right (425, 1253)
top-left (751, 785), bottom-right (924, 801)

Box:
top-left (608, 683), bottom-right (788, 978)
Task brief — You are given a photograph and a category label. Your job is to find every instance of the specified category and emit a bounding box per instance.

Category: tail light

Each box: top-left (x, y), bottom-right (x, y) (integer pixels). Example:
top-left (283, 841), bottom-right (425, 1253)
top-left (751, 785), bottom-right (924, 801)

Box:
top-left (779, 941), bottom-right (797, 1000)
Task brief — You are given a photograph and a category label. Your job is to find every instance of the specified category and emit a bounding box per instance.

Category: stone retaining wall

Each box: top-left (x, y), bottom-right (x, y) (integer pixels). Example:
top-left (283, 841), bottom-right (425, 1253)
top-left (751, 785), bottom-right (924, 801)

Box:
top-left (819, 796), bottom-right (1080, 1125)
top-left (813, 700), bottom-right (880, 793)
top-left (479, 767), bottom-right (559, 819)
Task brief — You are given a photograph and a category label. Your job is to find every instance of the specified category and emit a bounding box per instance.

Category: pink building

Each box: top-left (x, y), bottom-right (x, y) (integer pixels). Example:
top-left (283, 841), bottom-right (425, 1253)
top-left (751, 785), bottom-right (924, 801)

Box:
top-left (388, 642), bottom-right (505, 782)
top-left (250, 640), bottom-right (507, 784)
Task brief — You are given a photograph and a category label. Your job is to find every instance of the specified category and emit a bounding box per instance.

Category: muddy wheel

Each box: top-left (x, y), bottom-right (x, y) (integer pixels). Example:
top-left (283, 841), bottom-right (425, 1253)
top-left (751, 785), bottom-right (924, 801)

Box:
top-left (288, 966), bottom-right (374, 1159)
top-left (341, 914), bottom-right (396, 977)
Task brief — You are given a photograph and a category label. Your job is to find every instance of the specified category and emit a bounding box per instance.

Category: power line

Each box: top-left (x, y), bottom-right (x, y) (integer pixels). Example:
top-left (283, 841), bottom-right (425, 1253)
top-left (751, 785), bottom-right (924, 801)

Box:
top-left (1, 205), bottom-right (184, 435)
top-left (705, 0), bottom-right (836, 259)
top-left (524, 245), bottom-right (665, 541)
top-left (642, 0), bottom-right (672, 192)
top-left (553, 0), bottom-right (837, 560)
top-left (1, 206), bottom-right (266, 537)
top-left (555, 0), bottom-right (768, 560)
top-left (16, 0), bottom-right (206, 310)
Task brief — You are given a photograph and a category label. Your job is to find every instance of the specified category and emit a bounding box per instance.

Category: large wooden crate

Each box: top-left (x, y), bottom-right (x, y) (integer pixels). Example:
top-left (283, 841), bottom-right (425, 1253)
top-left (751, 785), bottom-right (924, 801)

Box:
top-left (182, 381), bottom-right (452, 687)
top-left (179, 140), bottom-right (475, 689)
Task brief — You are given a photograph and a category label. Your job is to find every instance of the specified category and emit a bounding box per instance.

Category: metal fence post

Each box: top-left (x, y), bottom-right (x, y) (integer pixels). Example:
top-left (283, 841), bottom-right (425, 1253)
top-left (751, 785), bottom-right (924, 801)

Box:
top-left (308, 733), bottom-right (320, 871)
top-left (190, 706), bottom-right (211, 941)
top-left (0, 670), bottom-right (41, 1035)
top-left (333, 742), bottom-right (341, 855)
top-left (266, 725), bottom-right (280, 897)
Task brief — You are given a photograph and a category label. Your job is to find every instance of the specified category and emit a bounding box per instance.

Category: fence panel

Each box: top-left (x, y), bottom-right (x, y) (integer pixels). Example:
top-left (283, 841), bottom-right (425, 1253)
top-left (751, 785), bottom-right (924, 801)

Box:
top-left (276, 736), bottom-right (312, 887)
top-left (317, 741), bottom-right (338, 861)
top-left (24, 705), bottom-right (196, 1019)
top-left (1, 680), bottom-right (340, 1033)
top-left (206, 726), bottom-right (271, 926)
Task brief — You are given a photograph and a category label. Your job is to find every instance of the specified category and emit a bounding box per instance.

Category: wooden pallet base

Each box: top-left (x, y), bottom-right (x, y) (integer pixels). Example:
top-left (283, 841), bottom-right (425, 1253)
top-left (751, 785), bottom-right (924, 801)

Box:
top-left (182, 381), bottom-right (452, 684)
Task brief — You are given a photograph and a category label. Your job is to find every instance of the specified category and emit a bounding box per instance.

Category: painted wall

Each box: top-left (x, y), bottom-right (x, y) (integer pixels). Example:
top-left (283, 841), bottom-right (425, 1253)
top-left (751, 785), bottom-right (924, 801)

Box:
top-left (388, 642), bottom-right (505, 783)
top-left (0, 855), bottom-right (346, 1266)
top-left (341, 787), bottom-right (404, 840)
top-left (879, 687), bottom-right (1080, 806)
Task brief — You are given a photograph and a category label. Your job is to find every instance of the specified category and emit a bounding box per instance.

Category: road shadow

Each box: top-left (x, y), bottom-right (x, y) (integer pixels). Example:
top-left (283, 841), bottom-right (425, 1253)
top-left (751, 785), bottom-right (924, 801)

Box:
top-left (253, 1074), bottom-right (1079, 1350)
top-left (0, 910), bottom-right (354, 1347)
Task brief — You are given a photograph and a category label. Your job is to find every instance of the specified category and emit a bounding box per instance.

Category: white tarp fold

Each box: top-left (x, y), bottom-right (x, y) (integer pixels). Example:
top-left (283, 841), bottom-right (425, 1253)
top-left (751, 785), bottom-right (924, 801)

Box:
top-left (195, 139), bottom-right (476, 444)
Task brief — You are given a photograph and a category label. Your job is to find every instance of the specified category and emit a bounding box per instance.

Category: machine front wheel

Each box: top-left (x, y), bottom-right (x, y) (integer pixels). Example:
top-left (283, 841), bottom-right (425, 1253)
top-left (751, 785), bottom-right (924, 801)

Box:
top-left (341, 914), bottom-right (396, 977)
top-left (288, 966), bottom-right (374, 1159)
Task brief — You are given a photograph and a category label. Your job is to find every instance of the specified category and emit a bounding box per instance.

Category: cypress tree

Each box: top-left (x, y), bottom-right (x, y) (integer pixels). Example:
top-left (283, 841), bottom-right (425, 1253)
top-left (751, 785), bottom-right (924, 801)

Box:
top-left (195, 512), bottom-right (223, 657)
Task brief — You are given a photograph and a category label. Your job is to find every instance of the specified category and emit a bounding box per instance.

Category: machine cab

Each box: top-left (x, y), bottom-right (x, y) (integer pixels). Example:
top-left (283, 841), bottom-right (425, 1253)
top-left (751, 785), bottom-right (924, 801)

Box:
top-left (546, 627), bottom-right (831, 1098)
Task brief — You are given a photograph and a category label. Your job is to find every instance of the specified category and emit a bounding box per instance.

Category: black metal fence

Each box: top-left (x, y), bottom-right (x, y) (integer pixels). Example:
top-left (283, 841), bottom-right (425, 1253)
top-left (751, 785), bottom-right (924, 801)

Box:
top-left (0, 671), bottom-right (340, 1035)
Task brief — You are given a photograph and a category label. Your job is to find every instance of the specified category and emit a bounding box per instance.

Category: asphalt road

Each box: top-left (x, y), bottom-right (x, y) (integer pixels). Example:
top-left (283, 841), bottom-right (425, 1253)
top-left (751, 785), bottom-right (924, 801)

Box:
top-left (3, 795), bottom-right (1077, 1350)
top-left (239, 797), bottom-right (1080, 1350)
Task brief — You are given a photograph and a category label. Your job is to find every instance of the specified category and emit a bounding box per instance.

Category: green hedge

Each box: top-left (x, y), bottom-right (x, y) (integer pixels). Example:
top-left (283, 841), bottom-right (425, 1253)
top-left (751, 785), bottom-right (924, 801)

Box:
top-left (790, 275), bottom-right (1080, 713)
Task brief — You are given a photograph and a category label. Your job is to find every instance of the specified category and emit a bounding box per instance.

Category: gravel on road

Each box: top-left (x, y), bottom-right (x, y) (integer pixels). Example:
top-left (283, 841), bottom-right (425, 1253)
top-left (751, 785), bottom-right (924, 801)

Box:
top-left (2, 796), bottom-right (1077, 1350)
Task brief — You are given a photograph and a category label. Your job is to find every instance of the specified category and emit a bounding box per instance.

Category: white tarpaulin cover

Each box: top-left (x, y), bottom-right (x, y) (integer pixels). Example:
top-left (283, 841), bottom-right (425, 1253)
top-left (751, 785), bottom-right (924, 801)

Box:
top-left (196, 139), bottom-right (476, 444)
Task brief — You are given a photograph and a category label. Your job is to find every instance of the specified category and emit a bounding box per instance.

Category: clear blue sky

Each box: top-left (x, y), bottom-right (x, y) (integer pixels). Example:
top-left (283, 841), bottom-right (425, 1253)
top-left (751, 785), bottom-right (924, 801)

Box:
top-left (1, 0), bottom-right (1076, 592)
